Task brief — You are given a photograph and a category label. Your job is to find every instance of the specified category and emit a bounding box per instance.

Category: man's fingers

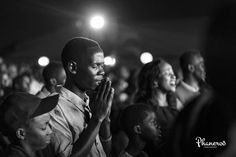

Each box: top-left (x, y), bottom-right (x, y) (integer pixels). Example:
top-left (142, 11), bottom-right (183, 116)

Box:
top-left (97, 77), bottom-right (107, 100)
top-left (103, 80), bottom-right (111, 101)
top-left (95, 81), bottom-right (102, 100)
top-left (107, 88), bottom-right (114, 109)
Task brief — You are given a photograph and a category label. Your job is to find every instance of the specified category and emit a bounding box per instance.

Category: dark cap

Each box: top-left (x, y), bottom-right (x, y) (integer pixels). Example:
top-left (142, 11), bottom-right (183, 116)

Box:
top-left (61, 37), bottom-right (103, 67)
top-left (0, 92), bottom-right (59, 131)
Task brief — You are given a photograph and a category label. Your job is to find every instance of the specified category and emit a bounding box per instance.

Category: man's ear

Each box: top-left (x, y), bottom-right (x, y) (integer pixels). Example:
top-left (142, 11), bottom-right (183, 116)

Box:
top-left (153, 80), bottom-right (159, 88)
top-left (16, 128), bottom-right (26, 140)
top-left (134, 125), bottom-right (142, 134)
top-left (188, 64), bottom-right (195, 73)
top-left (67, 61), bottom-right (77, 74)
top-left (49, 78), bottom-right (57, 86)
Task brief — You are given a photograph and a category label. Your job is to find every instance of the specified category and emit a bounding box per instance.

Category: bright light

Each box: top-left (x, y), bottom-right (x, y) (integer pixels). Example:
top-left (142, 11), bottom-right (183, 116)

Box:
top-left (38, 56), bottom-right (50, 67)
top-left (140, 52), bottom-right (153, 64)
top-left (104, 56), bottom-right (116, 66)
top-left (90, 15), bottom-right (105, 29)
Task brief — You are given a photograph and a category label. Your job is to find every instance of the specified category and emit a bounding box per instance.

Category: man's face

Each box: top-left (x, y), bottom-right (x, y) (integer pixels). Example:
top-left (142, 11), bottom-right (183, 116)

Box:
top-left (25, 113), bottom-right (52, 150)
top-left (140, 111), bottom-right (161, 141)
top-left (74, 52), bottom-right (105, 90)
top-left (57, 68), bottom-right (66, 86)
top-left (192, 56), bottom-right (206, 82)
top-left (158, 62), bottom-right (176, 93)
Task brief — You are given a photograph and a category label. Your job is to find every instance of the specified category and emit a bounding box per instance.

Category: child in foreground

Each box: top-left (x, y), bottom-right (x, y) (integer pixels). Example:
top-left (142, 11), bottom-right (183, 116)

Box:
top-left (119, 104), bottom-right (161, 157)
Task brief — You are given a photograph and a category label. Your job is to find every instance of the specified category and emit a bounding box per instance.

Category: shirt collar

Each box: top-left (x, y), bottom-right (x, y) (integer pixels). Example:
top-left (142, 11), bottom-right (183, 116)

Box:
top-left (181, 81), bottom-right (199, 92)
top-left (59, 87), bottom-right (89, 109)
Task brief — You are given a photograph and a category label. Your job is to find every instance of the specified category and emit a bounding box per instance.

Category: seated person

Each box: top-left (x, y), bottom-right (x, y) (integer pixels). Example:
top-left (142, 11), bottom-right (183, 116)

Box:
top-left (118, 104), bottom-right (161, 157)
top-left (0, 92), bottom-right (58, 157)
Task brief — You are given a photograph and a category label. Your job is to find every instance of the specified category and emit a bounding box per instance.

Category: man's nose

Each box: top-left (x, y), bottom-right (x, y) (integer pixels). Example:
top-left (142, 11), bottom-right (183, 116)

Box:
top-left (98, 66), bottom-right (105, 76)
top-left (47, 125), bottom-right (53, 135)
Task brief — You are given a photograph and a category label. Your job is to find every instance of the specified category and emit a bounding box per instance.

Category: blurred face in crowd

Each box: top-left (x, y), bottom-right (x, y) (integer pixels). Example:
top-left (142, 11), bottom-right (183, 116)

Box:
top-left (157, 62), bottom-right (176, 92)
top-left (24, 113), bottom-right (52, 150)
top-left (21, 75), bottom-right (31, 92)
top-left (57, 68), bottom-right (66, 86)
top-left (8, 64), bottom-right (18, 79)
top-left (140, 111), bottom-right (161, 141)
top-left (1, 73), bottom-right (12, 87)
top-left (74, 51), bottom-right (105, 91)
top-left (192, 55), bottom-right (206, 82)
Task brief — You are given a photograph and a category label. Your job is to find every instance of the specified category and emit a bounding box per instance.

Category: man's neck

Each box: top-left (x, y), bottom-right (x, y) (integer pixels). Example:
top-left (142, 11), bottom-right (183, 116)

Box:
top-left (183, 75), bottom-right (200, 90)
top-left (21, 141), bottom-right (36, 157)
top-left (45, 84), bottom-right (54, 93)
top-left (153, 89), bottom-right (168, 107)
top-left (64, 81), bottom-right (87, 99)
top-left (126, 137), bottom-right (146, 157)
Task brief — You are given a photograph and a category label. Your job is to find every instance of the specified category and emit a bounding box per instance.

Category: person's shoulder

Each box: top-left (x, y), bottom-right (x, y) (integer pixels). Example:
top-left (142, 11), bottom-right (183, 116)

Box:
top-left (118, 150), bottom-right (133, 157)
top-left (5, 145), bottom-right (28, 157)
top-left (175, 81), bottom-right (186, 92)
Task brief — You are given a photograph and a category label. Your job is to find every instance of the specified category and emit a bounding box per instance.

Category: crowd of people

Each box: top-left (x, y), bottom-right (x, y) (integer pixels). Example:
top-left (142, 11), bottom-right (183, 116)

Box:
top-left (1, 1), bottom-right (236, 157)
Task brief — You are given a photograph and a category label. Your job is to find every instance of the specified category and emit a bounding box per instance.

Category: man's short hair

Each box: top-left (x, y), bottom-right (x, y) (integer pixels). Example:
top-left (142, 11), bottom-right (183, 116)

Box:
top-left (120, 104), bottom-right (154, 138)
top-left (42, 61), bottom-right (64, 84)
top-left (179, 49), bottom-right (202, 74)
top-left (61, 37), bottom-right (103, 72)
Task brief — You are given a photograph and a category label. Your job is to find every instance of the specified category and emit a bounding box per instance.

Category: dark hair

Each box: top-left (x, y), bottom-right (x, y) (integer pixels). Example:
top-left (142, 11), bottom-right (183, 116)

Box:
top-left (133, 59), bottom-right (165, 103)
top-left (179, 49), bottom-right (202, 75)
top-left (42, 61), bottom-right (64, 85)
top-left (120, 104), bottom-right (155, 138)
top-left (204, 1), bottom-right (236, 101)
top-left (0, 103), bottom-right (30, 144)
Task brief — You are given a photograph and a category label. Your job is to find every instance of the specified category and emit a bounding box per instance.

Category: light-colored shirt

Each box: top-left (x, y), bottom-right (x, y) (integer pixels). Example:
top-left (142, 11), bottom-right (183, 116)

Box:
top-left (49, 87), bottom-right (106, 157)
top-left (175, 81), bottom-right (200, 106)
top-left (181, 81), bottom-right (199, 93)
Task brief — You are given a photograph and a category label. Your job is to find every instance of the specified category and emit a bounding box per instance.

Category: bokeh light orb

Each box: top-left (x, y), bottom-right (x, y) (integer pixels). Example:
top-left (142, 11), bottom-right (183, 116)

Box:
top-left (140, 52), bottom-right (153, 64)
top-left (38, 56), bottom-right (50, 67)
top-left (104, 56), bottom-right (116, 66)
top-left (90, 15), bottom-right (105, 29)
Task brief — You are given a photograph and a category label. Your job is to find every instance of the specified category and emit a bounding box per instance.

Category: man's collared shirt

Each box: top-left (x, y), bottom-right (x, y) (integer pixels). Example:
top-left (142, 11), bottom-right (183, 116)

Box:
top-left (48, 87), bottom-right (106, 157)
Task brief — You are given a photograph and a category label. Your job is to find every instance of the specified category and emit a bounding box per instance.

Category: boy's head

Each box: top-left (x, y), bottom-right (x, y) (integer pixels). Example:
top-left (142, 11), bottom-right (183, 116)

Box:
top-left (0, 92), bottom-right (59, 150)
top-left (42, 61), bottom-right (66, 88)
top-left (120, 104), bottom-right (161, 142)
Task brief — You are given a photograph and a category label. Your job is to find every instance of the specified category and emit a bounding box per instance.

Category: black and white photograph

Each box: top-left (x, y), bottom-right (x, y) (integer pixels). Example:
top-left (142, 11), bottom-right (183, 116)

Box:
top-left (1, 0), bottom-right (236, 157)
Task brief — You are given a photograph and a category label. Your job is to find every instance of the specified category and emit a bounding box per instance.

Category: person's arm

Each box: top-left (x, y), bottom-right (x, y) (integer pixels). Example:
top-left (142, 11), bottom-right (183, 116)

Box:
top-left (70, 116), bottom-right (102, 157)
top-left (99, 117), bottom-right (112, 157)
top-left (70, 78), bottom-right (114, 157)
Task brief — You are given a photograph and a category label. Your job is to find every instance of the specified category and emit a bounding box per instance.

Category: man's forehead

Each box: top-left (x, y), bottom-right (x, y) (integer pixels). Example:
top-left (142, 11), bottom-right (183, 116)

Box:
top-left (192, 55), bottom-right (204, 64)
top-left (91, 52), bottom-right (104, 62)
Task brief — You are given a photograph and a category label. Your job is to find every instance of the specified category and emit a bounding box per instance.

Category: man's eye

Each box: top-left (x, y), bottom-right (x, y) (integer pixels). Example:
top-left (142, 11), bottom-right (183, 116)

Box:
top-left (92, 65), bottom-right (98, 69)
top-left (41, 127), bottom-right (46, 131)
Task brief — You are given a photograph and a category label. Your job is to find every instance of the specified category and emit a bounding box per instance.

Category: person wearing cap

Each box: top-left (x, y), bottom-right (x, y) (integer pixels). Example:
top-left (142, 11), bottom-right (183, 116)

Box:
top-left (0, 92), bottom-right (59, 157)
top-left (45, 37), bottom-right (114, 157)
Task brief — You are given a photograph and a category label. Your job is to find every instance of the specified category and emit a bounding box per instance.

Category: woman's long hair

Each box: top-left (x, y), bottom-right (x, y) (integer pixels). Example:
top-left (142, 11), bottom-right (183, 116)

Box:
top-left (133, 59), bottom-right (165, 103)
